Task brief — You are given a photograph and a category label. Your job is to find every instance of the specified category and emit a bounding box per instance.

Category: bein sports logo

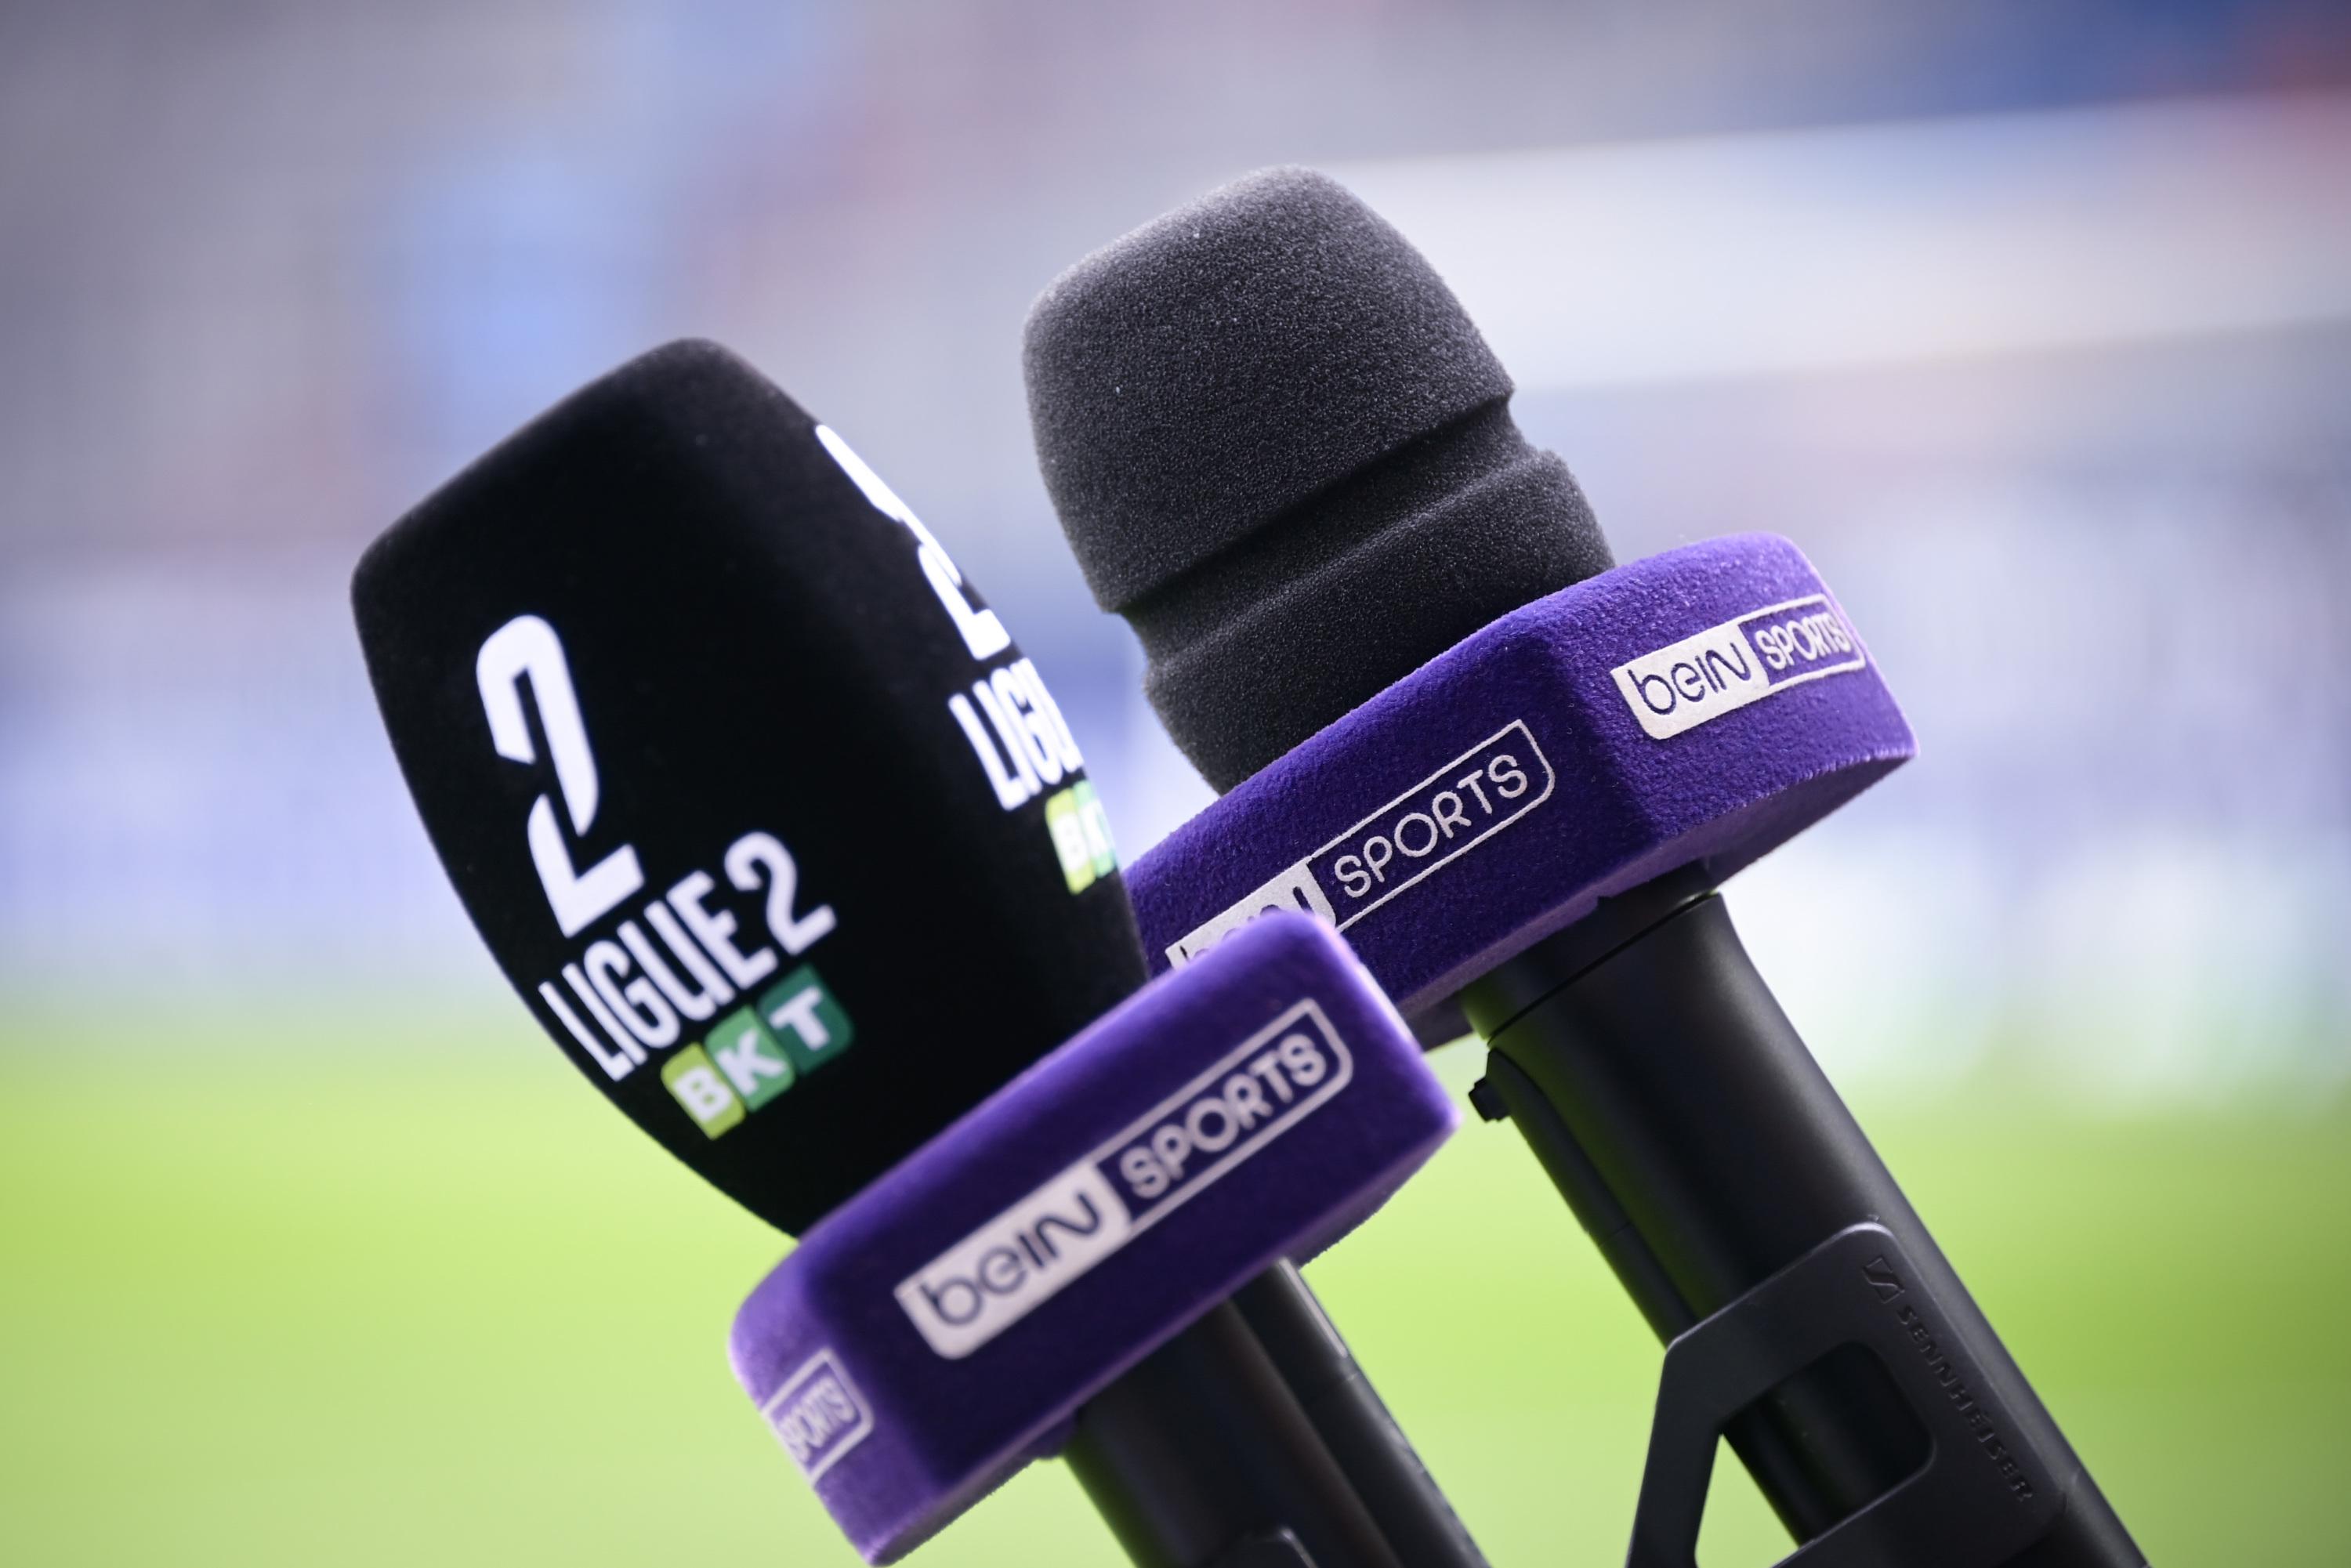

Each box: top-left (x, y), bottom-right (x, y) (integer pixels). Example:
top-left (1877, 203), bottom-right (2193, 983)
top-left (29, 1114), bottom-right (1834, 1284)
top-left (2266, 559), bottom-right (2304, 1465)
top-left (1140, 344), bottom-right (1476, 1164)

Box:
top-left (894, 1001), bottom-right (1353, 1359)
top-left (761, 1349), bottom-right (875, 1484)
top-left (1165, 722), bottom-right (1556, 968)
top-left (1610, 595), bottom-right (1865, 741)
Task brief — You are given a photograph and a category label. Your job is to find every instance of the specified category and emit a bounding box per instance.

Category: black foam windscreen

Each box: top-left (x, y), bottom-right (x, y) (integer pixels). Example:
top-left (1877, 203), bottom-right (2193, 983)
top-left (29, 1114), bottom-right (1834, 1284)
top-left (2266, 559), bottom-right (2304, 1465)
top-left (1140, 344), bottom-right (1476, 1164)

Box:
top-left (1023, 167), bottom-right (1614, 791)
top-left (356, 340), bottom-right (1144, 1235)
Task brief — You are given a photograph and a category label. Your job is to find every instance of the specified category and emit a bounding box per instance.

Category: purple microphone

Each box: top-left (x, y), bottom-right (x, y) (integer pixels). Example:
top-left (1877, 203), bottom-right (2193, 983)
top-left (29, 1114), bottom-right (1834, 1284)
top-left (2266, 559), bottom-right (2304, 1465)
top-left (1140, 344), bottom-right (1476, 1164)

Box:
top-left (1024, 168), bottom-right (2143, 1568)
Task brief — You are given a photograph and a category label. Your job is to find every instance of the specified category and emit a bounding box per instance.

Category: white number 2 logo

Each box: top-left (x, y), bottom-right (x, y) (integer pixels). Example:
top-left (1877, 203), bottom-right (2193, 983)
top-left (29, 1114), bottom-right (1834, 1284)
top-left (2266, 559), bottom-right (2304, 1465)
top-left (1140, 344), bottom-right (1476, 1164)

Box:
top-left (814, 424), bottom-right (1011, 661)
top-left (476, 614), bottom-right (645, 936)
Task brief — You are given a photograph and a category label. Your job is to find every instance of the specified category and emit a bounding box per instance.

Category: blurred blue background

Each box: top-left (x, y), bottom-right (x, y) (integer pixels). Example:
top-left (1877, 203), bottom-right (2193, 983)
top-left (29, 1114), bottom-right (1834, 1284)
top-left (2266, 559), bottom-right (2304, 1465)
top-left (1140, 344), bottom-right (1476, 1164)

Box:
top-left (2, 2), bottom-right (2349, 1564)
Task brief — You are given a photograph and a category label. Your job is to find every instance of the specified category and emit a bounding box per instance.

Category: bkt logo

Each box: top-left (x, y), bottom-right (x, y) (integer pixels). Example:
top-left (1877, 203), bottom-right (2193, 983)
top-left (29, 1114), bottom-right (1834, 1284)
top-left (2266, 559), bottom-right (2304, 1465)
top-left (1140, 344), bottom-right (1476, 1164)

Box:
top-left (760, 1349), bottom-right (875, 1484)
top-left (661, 964), bottom-right (857, 1139)
top-left (894, 1000), bottom-right (1353, 1359)
top-left (1610, 594), bottom-right (1865, 741)
top-left (1044, 780), bottom-right (1118, 893)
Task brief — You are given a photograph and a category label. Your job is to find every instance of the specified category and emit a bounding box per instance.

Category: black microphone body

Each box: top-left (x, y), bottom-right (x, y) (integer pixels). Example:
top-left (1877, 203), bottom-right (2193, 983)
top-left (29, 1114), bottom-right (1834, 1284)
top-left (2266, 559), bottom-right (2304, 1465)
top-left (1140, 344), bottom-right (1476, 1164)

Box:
top-left (1025, 169), bottom-right (2145, 1566)
top-left (1070, 1275), bottom-right (1407, 1568)
top-left (1070, 1262), bottom-right (1490, 1568)
top-left (356, 340), bottom-right (1481, 1568)
top-left (1465, 878), bottom-right (2142, 1565)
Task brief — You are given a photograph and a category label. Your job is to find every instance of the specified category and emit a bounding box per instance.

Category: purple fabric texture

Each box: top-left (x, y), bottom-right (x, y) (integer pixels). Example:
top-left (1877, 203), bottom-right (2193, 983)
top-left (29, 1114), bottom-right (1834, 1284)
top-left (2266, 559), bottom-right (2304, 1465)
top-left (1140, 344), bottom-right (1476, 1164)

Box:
top-left (1128, 534), bottom-right (1915, 1015)
top-left (727, 913), bottom-right (1458, 1563)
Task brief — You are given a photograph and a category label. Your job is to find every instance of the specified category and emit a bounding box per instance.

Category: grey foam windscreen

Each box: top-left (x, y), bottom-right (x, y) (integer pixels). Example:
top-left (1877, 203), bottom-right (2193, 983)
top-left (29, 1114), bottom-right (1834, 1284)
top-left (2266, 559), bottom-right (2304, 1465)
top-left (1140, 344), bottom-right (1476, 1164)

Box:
top-left (1023, 167), bottom-right (1614, 791)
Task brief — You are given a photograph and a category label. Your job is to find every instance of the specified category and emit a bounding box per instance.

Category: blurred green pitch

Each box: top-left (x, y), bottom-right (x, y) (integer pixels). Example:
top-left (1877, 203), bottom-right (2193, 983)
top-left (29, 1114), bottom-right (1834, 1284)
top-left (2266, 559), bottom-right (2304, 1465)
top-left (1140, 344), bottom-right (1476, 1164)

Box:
top-left (2, 1016), bottom-right (2344, 1566)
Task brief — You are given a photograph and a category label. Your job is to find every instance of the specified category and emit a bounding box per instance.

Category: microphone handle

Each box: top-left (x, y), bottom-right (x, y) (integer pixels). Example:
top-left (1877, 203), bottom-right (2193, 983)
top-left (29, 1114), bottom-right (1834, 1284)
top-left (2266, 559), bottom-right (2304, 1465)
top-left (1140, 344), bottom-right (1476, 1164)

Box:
top-left (1064, 1265), bottom-right (1489, 1567)
top-left (1232, 1264), bottom-right (1491, 1568)
top-left (1458, 875), bottom-right (2145, 1566)
top-left (1064, 1283), bottom-right (1407, 1568)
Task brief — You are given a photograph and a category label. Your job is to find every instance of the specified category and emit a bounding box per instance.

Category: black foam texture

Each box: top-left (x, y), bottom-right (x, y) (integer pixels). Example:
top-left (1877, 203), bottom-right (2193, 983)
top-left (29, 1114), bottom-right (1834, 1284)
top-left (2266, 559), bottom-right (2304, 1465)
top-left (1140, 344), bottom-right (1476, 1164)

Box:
top-left (356, 340), bottom-right (1144, 1235)
top-left (1023, 168), bottom-right (1614, 791)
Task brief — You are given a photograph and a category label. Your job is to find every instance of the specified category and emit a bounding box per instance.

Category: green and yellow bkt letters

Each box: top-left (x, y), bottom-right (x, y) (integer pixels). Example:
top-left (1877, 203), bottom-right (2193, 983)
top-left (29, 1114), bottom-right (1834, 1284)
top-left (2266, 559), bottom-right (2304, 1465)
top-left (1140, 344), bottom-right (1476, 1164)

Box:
top-left (662, 965), bottom-right (857, 1139)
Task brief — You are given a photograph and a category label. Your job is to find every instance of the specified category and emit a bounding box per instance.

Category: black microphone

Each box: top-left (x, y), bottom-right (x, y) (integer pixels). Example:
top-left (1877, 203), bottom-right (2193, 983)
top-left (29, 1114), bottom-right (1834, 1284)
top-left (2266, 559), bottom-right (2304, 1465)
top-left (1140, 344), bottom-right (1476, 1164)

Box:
top-left (354, 339), bottom-right (1483, 1568)
top-left (1024, 168), bottom-right (2146, 1567)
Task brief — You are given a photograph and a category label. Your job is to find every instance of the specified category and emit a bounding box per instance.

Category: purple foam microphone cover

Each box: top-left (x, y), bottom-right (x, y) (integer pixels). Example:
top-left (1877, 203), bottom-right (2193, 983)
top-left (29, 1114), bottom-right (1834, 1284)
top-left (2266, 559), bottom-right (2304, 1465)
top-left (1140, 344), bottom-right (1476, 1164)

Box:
top-left (1129, 534), bottom-right (1913, 1013)
top-left (728, 912), bottom-right (1458, 1562)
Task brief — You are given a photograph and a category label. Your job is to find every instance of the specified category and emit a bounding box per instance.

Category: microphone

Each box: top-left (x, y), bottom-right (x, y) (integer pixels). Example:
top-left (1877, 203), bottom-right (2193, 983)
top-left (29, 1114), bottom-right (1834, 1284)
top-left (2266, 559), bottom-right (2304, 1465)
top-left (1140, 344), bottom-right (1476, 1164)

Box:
top-left (1025, 169), bottom-right (2146, 1567)
top-left (357, 339), bottom-right (1140, 1237)
top-left (353, 339), bottom-right (1481, 1567)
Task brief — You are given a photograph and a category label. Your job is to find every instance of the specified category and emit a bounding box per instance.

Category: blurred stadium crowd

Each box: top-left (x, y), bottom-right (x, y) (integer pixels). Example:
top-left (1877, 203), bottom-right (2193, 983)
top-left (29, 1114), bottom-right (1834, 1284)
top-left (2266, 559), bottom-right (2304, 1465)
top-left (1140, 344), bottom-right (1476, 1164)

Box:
top-left (2, 0), bottom-right (2347, 1103)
